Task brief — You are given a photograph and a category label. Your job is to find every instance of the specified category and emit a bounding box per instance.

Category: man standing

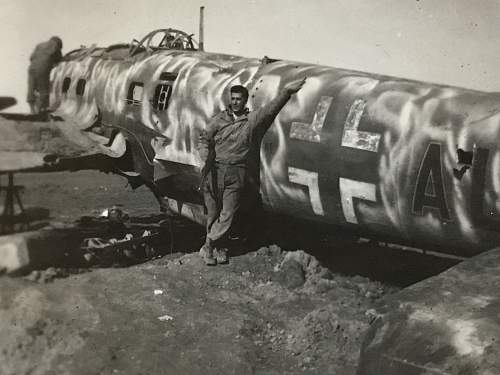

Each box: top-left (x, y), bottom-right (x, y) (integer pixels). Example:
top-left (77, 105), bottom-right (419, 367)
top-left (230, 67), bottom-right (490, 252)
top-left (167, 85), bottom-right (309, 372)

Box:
top-left (27, 36), bottom-right (63, 115)
top-left (198, 78), bottom-right (306, 265)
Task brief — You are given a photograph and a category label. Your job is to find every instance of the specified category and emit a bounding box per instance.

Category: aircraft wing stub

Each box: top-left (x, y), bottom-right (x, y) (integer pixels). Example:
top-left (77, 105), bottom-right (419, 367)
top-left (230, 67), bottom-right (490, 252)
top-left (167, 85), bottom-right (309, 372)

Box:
top-left (0, 97), bottom-right (17, 111)
top-left (0, 114), bottom-right (126, 173)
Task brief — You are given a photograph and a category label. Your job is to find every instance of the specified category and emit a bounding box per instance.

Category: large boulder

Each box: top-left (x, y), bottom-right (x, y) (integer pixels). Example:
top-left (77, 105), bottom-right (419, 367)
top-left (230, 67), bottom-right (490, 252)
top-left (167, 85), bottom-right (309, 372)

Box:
top-left (357, 248), bottom-right (500, 375)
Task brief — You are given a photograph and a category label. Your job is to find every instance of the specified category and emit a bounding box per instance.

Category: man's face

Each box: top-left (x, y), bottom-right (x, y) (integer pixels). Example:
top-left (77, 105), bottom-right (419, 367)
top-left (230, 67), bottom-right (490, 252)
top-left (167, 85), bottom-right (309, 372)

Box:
top-left (230, 92), bottom-right (247, 114)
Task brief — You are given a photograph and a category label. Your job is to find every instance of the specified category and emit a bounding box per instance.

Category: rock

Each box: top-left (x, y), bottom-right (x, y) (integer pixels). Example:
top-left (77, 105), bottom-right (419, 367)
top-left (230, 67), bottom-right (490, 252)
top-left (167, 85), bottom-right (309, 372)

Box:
top-left (41, 267), bottom-right (59, 283)
top-left (0, 235), bottom-right (30, 274)
top-left (357, 247), bottom-right (500, 375)
top-left (25, 270), bottom-right (41, 282)
top-left (275, 259), bottom-right (305, 289)
top-left (24, 267), bottom-right (64, 283)
top-left (310, 279), bottom-right (332, 294)
top-left (274, 250), bottom-right (336, 293)
top-left (256, 246), bottom-right (270, 256)
top-left (268, 244), bottom-right (282, 256)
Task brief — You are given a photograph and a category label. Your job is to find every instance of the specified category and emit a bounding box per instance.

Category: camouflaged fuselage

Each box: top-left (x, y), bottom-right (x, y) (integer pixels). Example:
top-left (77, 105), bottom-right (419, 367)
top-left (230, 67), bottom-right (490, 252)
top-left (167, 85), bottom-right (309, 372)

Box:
top-left (50, 45), bottom-right (500, 256)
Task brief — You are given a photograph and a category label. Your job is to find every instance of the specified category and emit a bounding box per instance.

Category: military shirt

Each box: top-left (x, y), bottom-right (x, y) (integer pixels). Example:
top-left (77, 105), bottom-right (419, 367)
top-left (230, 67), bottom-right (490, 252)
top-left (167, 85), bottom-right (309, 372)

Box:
top-left (198, 90), bottom-right (292, 166)
top-left (29, 39), bottom-right (62, 74)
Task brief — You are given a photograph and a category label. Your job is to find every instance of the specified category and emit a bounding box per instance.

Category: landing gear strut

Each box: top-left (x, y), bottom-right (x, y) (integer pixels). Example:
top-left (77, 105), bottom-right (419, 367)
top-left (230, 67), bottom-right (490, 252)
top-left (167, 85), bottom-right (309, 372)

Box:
top-left (0, 172), bottom-right (28, 234)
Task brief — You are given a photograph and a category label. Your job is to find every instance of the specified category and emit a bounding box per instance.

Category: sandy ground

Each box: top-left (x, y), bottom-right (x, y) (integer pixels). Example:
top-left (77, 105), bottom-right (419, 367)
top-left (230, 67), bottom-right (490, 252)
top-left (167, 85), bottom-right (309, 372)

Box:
top-left (0, 171), bottom-right (460, 374)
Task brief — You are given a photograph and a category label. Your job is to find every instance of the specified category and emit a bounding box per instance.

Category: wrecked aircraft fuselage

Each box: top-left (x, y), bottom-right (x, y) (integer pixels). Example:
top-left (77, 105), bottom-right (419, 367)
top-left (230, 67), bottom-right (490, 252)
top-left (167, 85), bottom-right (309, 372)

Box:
top-left (49, 28), bottom-right (500, 257)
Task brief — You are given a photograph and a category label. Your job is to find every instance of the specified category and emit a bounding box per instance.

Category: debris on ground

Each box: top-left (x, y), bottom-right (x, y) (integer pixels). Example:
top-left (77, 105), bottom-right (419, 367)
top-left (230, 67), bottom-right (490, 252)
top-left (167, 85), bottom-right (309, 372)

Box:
top-left (157, 314), bottom-right (174, 322)
top-left (1, 244), bottom-right (399, 375)
top-left (23, 267), bottom-right (89, 283)
top-left (76, 213), bottom-right (169, 267)
top-left (0, 171), bottom-right (457, 375)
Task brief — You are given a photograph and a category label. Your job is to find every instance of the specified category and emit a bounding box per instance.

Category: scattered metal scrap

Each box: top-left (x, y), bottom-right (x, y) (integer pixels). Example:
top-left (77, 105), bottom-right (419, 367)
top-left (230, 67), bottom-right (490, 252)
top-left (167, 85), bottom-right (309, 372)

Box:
top-left (77, 207), bottom-right (171, 267)
top-left (81, 228), bottom-right (160, 266)
top-left (0, 206), bottom-right (174, 275)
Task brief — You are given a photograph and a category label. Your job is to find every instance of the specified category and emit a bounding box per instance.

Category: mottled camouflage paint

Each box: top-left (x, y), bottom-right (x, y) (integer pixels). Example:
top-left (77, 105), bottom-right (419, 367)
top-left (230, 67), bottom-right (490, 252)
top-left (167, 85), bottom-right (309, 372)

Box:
top-left (50, 45), bottom-right (500, 255)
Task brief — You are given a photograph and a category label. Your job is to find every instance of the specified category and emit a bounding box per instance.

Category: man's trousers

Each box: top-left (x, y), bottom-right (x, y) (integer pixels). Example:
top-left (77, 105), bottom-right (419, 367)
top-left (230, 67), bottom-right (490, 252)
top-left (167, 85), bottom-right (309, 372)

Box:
top-left (27, 67), bottom-right (50, 113)
top-left (203, 164), bottom-right (246, 243)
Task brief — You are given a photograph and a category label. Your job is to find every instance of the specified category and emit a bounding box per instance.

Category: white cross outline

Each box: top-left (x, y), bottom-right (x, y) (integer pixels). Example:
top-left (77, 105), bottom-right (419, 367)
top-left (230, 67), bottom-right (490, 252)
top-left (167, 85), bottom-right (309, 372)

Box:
top-left (341, 99), bottom-right (381, 152)
top-left (339, 177), bottom-right (377, 224)
top-left (289, 96), bottom-right (333, 143)
top-left (288, 167), bottom-right (325, 216)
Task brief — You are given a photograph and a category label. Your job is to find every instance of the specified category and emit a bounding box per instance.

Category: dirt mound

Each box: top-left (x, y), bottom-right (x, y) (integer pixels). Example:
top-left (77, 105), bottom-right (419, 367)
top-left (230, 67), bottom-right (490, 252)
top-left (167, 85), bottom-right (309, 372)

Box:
top-left (272, 249), bottom-right (331, 289)
top-left (0, 244), bottom-right (398, 375)
top-left (2, 171), bottom-right (429, 374)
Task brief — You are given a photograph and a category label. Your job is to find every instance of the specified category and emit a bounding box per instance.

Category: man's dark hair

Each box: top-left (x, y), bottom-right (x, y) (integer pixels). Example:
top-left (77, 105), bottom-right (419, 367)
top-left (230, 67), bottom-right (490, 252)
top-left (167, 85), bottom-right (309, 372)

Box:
top-left (230, 85), bottom-right (249, 101)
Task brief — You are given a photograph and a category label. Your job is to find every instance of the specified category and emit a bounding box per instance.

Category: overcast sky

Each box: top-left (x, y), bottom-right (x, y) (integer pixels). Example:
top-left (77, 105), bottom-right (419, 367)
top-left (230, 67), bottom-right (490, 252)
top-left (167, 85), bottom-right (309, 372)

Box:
top-left (2, 0), bottom-right (499, 111)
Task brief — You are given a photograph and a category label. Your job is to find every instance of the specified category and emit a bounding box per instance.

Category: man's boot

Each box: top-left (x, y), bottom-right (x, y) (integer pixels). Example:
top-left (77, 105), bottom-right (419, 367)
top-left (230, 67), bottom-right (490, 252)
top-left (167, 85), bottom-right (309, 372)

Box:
top-left (38, 107), bottom-right (49, 121)
top-left (28, 102), bottom-right (37, 115)
top-left (214, 248), bottom-right (229, 264)
top-left (199, 239), bottom-right (217, 266)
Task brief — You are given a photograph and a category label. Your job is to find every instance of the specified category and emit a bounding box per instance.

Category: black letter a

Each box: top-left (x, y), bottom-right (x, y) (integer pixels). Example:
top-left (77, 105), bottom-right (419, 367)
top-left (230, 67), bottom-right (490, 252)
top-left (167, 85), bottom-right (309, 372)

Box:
top-left (413, 143), bottom-right (450, 220)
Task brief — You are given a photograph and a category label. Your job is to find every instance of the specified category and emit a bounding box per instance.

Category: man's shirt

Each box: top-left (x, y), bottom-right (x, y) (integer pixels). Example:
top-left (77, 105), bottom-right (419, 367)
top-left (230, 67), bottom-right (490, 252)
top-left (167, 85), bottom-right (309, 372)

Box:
top-left (198, 90), bottom-right (292, 166)
top-left (29, 40), bottom-right (62, 73)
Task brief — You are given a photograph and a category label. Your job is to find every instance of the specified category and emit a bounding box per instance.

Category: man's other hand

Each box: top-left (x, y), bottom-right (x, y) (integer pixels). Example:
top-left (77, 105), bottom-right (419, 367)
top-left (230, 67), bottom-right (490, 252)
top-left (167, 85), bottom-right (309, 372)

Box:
top-left (285, 77), bottom-right (306, 95)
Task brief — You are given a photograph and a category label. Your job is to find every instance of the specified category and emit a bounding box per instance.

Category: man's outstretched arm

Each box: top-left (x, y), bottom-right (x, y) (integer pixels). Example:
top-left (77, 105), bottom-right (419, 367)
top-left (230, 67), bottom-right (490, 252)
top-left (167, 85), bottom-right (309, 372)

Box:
top-left (252, 78), bottom-right (306, 132)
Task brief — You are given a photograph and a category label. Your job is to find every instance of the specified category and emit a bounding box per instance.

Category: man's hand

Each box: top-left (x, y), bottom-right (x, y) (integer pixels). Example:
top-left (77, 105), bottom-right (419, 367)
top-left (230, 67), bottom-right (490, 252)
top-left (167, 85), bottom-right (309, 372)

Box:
top-left (284, 77), bottom-right (307, 95)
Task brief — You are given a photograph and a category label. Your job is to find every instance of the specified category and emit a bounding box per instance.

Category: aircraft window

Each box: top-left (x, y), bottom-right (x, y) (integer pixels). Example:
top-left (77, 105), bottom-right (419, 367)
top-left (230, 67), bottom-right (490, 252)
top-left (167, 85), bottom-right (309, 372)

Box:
top-left (159, 72), bottom-right (178, 81)
top-left (153, 84), bottom-right (173, 111)
top-left (150, 33), bottom-right (165, 49)
top-left (62, 77), bottom-right (71, 93)
top-left (127, 82), bottom-right (144, 105)
top-left (76, 79), bottom-right (86, 96)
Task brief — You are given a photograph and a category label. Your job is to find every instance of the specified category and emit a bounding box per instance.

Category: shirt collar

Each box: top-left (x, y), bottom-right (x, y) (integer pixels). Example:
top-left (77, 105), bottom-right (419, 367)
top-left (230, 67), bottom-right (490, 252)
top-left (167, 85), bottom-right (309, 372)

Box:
top-left (225, 107), bottom-right (249, 120)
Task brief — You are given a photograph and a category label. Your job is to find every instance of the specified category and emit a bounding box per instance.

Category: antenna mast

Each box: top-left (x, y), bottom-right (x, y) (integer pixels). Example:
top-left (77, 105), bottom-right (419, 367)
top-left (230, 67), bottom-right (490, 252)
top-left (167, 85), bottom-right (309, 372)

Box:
top-left (199, 6), bottom-right (205, 51)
